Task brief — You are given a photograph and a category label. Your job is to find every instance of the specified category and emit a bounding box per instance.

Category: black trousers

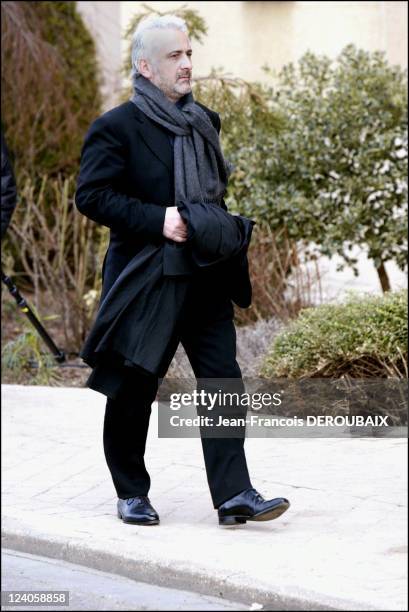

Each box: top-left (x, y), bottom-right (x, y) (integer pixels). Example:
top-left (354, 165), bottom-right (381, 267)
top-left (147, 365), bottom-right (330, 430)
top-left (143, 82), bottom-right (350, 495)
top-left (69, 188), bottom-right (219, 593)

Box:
top-left (102, 271), bottom-right (252, 508)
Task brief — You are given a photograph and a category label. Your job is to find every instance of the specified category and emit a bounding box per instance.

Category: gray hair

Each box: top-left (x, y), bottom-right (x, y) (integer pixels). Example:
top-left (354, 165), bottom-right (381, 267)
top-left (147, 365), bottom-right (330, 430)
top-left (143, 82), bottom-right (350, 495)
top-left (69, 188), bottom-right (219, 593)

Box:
top-left (131, 15), bottom-right (189, 78)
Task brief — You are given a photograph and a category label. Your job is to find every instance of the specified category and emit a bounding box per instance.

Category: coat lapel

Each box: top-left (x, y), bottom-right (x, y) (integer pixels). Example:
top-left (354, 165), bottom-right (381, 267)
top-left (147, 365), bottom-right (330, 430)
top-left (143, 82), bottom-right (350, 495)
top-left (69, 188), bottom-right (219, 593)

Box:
top-left (131, 103), bottom-right (173, 173)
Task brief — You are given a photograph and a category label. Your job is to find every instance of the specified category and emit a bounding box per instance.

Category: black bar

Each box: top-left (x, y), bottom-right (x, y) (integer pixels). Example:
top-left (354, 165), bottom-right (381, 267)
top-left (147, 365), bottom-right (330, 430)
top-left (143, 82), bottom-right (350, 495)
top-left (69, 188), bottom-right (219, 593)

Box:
top-left (1, 271), bottom-right (66, 363)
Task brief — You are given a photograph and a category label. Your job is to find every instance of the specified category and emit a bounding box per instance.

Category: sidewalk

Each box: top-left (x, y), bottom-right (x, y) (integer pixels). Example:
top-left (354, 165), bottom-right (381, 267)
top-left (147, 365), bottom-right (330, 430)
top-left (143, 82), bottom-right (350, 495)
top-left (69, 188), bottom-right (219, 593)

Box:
top-left (2, 384), bottom-right (407, 611)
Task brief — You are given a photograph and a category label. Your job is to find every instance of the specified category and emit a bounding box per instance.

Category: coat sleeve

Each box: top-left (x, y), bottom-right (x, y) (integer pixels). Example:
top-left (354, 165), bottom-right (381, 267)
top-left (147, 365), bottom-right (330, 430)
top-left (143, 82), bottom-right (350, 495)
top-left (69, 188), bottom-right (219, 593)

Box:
top-left (75, 116), bottom-right (166, 240)
top-left (1, 132), bottom-right (18, 240)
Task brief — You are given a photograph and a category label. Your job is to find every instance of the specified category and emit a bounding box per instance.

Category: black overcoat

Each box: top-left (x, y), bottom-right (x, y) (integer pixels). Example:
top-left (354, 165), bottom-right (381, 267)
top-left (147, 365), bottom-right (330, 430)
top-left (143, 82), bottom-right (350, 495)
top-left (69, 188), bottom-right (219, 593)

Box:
top-left (79, 200), bottom-right (254, 382)
top-left (75, 100), bottom-right (252, 307)
top-left (75, 99), bottom-right (255, 398)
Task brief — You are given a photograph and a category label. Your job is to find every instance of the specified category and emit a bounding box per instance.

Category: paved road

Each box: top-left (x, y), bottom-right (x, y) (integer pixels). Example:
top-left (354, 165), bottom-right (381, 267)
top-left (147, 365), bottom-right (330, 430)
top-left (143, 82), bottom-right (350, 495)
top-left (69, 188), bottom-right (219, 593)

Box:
top-left (2, 549), bottom-right (250, 611)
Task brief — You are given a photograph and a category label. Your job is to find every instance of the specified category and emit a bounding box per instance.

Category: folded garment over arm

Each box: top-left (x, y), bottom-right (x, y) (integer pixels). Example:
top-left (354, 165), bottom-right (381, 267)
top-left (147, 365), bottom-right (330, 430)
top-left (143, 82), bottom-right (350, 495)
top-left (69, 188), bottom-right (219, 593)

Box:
top-left (80, 201), bottom-right (255, 397)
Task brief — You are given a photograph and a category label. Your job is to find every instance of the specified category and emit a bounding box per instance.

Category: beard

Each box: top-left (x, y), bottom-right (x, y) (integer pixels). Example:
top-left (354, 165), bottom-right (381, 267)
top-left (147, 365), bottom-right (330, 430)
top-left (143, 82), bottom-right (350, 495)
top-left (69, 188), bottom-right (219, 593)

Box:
top-left (174, 77), bottom-right (192, 95)
top-left (152, 69), bottom-right (192, 101)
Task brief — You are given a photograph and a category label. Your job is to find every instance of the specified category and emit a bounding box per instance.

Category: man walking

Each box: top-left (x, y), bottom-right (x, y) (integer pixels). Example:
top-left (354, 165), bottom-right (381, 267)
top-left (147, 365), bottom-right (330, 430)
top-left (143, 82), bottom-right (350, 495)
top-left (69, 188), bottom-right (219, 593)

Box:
top-left (75, 15), bottom-right (289, 526)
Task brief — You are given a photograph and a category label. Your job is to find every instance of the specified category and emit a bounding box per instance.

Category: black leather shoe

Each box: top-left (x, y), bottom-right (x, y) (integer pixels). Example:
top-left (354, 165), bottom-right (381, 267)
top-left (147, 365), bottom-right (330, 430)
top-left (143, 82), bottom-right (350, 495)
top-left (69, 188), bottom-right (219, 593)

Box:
top-left (217, 488), bottom-right (290, 526)
top-left (117, 496), bottom-right (159, 525)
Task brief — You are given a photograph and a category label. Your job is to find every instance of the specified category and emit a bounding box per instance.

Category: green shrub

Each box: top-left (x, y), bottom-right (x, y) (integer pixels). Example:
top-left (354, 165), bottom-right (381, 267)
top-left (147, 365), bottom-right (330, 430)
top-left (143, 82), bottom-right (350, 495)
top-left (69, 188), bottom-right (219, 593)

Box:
top-left (1, 317), bottom-right (64, 386)
top-left (229, 45), bottom-right (408, 292)
top-left (261, 289), bottom-right (408, 378)
top-left (1, 0), bottom-right (102, 177)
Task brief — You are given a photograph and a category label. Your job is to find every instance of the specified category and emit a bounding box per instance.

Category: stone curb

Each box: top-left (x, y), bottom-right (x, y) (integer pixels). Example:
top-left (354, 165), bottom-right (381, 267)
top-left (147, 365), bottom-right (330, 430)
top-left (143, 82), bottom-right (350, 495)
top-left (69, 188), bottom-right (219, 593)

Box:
top-left (2, 524), bottom-right (379, 611)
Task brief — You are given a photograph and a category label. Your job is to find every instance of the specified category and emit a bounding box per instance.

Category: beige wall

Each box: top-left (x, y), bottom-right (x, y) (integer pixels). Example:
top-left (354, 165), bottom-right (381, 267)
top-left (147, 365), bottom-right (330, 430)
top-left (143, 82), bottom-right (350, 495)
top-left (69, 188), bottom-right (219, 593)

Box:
top-left (77, 1), bottom-right (122, 110)
top-left (121, 1), bottom-right (408, 84)
top-left (76, 1), bottom-right (407, 105)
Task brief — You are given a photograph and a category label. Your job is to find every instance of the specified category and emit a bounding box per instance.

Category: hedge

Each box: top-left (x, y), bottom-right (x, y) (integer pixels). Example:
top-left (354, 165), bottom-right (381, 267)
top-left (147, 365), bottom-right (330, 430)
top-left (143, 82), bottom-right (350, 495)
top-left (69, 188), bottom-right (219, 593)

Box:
top-left (261, 289), bottom-right (407, 378)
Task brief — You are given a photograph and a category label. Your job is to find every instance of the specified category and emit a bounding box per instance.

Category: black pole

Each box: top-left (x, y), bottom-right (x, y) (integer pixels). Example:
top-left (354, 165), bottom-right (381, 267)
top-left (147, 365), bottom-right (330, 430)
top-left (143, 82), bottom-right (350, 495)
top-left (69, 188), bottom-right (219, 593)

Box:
top-left (1, 270), bottom-right (66, 363)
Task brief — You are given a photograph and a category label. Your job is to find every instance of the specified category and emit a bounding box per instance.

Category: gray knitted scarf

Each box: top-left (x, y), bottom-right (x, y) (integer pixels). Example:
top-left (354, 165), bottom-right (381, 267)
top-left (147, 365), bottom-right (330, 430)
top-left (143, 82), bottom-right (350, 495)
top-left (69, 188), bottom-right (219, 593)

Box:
top-left (130, 73), bottom-right (231, 205)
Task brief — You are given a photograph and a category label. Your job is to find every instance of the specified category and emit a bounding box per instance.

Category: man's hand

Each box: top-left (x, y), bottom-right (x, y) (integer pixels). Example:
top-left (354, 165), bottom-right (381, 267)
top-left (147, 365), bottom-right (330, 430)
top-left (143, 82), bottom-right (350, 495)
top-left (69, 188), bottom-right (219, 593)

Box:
top-left (163, 207), bottom-right (187, 242)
